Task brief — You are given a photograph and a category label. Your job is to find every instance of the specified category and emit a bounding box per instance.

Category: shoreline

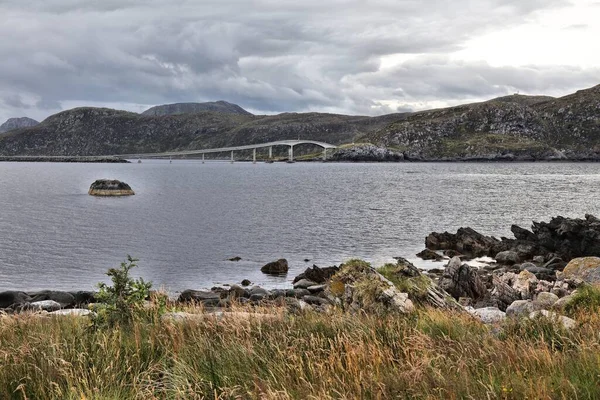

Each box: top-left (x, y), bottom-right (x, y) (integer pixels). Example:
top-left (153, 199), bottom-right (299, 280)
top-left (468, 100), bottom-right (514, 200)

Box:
top-left (0, 156), bottom-right (129, 163)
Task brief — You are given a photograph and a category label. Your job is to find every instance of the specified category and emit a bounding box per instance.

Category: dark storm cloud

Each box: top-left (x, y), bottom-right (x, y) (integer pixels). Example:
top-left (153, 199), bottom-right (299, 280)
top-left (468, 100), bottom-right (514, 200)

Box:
top-left (0, 0), bottom-right (591, 121)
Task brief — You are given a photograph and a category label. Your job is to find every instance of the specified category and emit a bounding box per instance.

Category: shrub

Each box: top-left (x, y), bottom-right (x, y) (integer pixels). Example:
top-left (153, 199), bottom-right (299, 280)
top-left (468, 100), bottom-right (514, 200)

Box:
top-left (564, 284), bottom-right (600, 316)
top-left (94, 255), bottom-right (153, 327)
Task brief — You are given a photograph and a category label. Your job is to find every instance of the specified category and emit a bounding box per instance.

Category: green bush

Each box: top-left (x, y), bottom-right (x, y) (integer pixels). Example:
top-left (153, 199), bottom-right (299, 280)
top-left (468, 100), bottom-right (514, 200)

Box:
top-left (564, 285), bottom-right (600, 316)
top-left (94, 255), bottom-right (153, 327)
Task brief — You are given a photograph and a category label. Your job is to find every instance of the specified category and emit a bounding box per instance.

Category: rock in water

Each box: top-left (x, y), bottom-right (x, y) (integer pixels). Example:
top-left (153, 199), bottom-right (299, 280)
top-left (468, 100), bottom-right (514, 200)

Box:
top-left (88, 179), bottom-right (135, 196)
top-left (261, 259), bottom-right (289, 274)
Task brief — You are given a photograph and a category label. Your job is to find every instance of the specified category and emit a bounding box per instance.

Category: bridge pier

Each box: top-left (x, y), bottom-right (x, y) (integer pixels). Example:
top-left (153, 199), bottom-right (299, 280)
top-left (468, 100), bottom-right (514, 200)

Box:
top-left (323, 148), bottom-right (327, 161)
top-left (231, 150), bottom-right (234, 164)
top-left (253, 148), bottom-right (256, 164)
top-left (268, 146), bottom-right (272, 160)
top-left (202, 153), bottom-right (205, 164)
top-left (288, 146), bottom-right (294, 162)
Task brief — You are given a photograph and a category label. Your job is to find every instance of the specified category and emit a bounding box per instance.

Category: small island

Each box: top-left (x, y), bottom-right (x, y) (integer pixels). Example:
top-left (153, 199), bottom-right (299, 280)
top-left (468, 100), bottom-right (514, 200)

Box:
top-left (88, 179), bottom-right (135, 196)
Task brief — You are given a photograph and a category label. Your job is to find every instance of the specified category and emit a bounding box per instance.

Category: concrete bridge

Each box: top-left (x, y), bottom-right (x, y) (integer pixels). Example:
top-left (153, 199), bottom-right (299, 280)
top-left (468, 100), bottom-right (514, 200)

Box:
top-left (117, 140), bottom-right (338, 163)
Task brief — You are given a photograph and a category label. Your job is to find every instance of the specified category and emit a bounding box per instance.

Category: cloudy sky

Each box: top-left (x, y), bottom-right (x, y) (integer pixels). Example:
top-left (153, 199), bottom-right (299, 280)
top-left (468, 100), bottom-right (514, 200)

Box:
top-left (1, 0), bottom-right (599, 123)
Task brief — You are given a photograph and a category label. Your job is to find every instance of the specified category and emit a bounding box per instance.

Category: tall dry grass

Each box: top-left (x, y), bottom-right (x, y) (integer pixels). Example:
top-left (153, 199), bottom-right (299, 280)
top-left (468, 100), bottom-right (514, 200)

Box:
top-left (1, 304), bottom-right (600, 399)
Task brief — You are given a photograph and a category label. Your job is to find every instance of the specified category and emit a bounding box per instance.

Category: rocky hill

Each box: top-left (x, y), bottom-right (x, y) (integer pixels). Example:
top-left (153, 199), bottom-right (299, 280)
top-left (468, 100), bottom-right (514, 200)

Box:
top-left (365, 85), bottom-right (600, 161)
top-left (0, 85), bottom-right (598, 160)
top-left (0, 117), bottom-right (39, 133)
top-left (0, 107), bottom-right (400, 156)
top-left (142, 101), bottom-right (252, 116)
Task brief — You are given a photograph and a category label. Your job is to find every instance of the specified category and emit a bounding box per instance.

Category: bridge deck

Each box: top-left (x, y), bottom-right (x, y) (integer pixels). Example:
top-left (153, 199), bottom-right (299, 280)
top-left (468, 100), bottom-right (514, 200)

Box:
top-left (115, 140), bottom-right (337, 158)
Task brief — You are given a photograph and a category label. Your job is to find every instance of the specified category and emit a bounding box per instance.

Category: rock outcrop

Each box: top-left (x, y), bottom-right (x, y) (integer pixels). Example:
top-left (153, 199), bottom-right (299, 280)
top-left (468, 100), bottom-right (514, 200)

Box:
top-left (330, 144), bottom-right (404, 162)
top-left (142, 101), bottom-right (253, 116)
top-left (425, 215), bottom-right (600, 263)
top-left (88, 179), bottom-right (135, 196)
top-left (561, 257), bottom-right (600, 284)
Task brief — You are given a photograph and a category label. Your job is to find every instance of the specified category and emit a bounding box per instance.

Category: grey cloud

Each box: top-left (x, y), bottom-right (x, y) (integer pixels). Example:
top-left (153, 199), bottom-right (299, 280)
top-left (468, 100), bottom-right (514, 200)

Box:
top-left (0, 0), bottom-right (587, 122)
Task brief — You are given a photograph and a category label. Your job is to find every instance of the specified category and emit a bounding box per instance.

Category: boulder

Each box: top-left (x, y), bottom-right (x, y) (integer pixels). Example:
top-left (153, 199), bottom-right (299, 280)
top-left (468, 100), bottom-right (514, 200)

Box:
top-left (495, 251), bottom-right (519, 265)
top-left (506, 300), bottom-right (541, 317)
top-left (88, 179), bottom-right (135, 196)
top-left (260, 259), bottom-right (289, 275)
top-left (520, 264), bottom-right (555, 281)
top-left (70, 291), bottom-right (96, 305)
top-left (178, 290), bottom-right (221, 303)
top-left (529, 310), bottom-right (577, 330)
top-left (307, 284), bottom-right (327, 293)
top-left (293, 265), bottom-right (339, 284)
top-left (29, 290), bottom-right (75, 307)
top-left (293, 279), bottom-right (318, 289)
top-left (513, 271), bottom-right (538, 300)
top-left (49, 309), bottom-right (94, 317)
top-left (0, 291), bottom-right (31, 309)
top-left (327, 260), bottom-right (414, 314)
top-left (241, 279), bottom-right (251, 287)
top-left (470, 307), bottom-right (506, 324)
top-left (30, 300), bottom-right (62, 312)
top-left (286, 288), bottom-right (310, 298)
top-left (416, 249), bottom-right (443, 261)
top-left (425, 227), bottom-right (503, 258)
top-left (438, 257), bottom-right (487, 301)
top-left (302, 295), bottom-right (331, 306)
top-left (534, 292), bottom-right (559, 309)
top-left (561, 257), bottom-right (600, 284)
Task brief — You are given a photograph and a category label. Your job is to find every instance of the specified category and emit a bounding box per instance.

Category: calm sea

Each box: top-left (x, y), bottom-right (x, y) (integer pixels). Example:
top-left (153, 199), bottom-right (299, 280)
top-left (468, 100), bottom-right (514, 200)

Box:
top-left (1, 161), bottom-right (599, 292)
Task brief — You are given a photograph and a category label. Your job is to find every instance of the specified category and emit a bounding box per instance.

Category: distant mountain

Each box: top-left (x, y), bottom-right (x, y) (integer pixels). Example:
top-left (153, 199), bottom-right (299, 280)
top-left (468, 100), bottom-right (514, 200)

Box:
top-left (0, 117), bottom-right (39, 133)
top-left (142, 101), bottom-right (253, 116)
top-left (0, 85), bottom-right (598, 161)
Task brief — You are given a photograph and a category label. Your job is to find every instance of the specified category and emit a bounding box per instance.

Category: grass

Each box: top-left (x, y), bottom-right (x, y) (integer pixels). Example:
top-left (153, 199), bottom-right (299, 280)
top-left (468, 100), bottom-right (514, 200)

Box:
top-left (2, 303), bottom-right (600, 399)
top-left (439, 133), bottom-right (549, 157)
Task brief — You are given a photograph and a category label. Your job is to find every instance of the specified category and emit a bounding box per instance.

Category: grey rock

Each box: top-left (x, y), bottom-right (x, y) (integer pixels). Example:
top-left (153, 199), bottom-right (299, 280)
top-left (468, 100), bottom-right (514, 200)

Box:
top-left (293, 265), bottom-right (339, 284)
top-left (30, 300), bottom-right (62, 312)
top-left (506, 300), bottom-right (541, 317)
top-left (29, 290), bottom-right (75, 307)
top-left (178, 290), bottom-right (221, 303)
top-left (470, 307), bottom-right (506, 324)
top-left (286, 289), bottom-right (310, 298)
top-left (49, 309), bottom-right (93, 317)
top-left (142, 101), bottom-right (252, 117)
top-left (302, 295), bottom-right (331, 306)
top-left (293, 279), bottom-right (318, 289)
top-left (534, 292), bottom-right (559, 308)
top-left (438, 256), bottom-right (487, 301)
top-left (261, 259), bottom-right (289, 275)
top-left (495, 251), bottom-right (520, 265)
top-left (307, 284), bottom-right (327, 293)
top-left (529, 310), bottom-right (577, 329)
top-left (249, 286), bottom-right (269, 296)
top-left (0, 291), bottom-right (31, 308)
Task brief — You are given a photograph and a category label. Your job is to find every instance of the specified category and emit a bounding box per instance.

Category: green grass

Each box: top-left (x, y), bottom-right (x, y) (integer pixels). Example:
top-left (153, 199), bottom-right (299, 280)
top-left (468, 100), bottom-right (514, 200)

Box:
top-left (3, 303), bottom-right (600, 399)
top-left (438, 133), bottom-right (549, 157)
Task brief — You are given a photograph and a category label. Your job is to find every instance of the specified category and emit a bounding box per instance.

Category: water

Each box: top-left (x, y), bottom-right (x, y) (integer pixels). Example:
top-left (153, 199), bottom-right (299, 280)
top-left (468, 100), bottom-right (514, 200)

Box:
top-left (1, 161), bottom-right (599, 293)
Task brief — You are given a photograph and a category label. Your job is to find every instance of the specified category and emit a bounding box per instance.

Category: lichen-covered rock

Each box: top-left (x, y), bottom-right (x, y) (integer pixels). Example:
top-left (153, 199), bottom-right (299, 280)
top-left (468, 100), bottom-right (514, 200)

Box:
top-left (88, 179), bottom-right (135, 196)
top-left (327, 260), bottom-right (414, 314)
top-left (469, 307), bottom-right (506, 324)
top-left (534, 292), bottom-right (559, 309)
top-left (562, 257), bottom-right (600, 284)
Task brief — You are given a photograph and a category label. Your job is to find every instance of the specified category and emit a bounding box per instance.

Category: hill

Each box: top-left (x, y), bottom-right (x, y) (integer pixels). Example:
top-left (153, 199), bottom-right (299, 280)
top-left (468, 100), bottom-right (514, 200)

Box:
top-left (141, 101), bottom-right (252, 116)
top-left (0, 117), bottom-right (39, 134)
top-left (0, 85), bottom-right (598, 160)
top-left (365, 85), bottom-right (600, 160)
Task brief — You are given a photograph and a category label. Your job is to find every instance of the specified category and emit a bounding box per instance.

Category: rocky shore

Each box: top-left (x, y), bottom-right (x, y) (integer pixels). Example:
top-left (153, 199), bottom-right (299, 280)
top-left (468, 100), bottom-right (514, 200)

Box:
top-left (2, 214), bottom-right (599, 329)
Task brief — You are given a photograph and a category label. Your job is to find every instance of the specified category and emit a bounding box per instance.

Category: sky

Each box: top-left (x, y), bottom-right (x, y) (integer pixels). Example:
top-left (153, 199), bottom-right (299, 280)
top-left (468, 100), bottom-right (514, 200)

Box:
top-left (0, 0), bottom-right (599, 123)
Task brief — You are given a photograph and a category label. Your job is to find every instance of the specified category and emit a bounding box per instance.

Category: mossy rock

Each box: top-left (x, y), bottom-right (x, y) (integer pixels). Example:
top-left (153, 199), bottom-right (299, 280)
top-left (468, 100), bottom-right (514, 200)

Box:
top-left (562, 257), bottom-right (600, 284)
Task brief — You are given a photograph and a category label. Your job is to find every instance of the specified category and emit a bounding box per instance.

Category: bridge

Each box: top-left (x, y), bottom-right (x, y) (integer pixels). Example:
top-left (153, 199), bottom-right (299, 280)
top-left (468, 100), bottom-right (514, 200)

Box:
top-left (116, 140), bottom-right (338, 163)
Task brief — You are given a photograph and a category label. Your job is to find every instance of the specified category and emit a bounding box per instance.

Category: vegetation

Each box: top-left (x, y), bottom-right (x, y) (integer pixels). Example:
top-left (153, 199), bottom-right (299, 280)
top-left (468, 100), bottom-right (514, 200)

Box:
top-left (564, 284), bottom-right (600, 316)
top-left (2, 305), bottom-right (600, 399)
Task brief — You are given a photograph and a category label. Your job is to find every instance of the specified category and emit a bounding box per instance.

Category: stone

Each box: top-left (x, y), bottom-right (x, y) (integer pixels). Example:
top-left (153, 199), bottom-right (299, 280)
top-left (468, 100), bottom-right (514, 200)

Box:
top-left (293, 265), bottom-right (339, 284)
top-left (88, 179), bottom-right (134, 196)
top-left (521, 264), bottom-right (555, 281)
top-left (327, 260), bottom-right (414, 314)
top-left (416, 249), bottom-right (443, 261)
top-left (249, 286), bottom-right (269, 296)
top-left (513, 271), bottom-right (538, 300)
top-left (228, 285), bottom-right (249, 299)
top-left (30, 300), bottom-right (62, 312)
top-left (495, 251), bottom-right (520, 265)
top-left (260, 259), bottom-right (289, 275)
top-left (70, 291), bottom-right (96, 305)
top-left (307, 284), bottom-right (327, 293)
top-left (49, 309), bottom-right (93, 317)
top-left (562, 257), bottom-right (600, 284)
top-left (534, 292), bottom-right (559, 308)
top-left (29, 290), bottom-right (76, 307)
top-left (470, 307), bottom-right (506, 324)
top-left (438, 257), bottom-right (487, 301)
top-left (302, 295), bottom-right (331, 306)
top-left (529, 310), bottom-right (577, 329)
top-left (178, 290), bottom-right (221, 303)
top-left (241, 279), bottom-right (251, 287)
top-left (533, 256), bottom-right (545, 264)
top-left (506, 300), bottom-right (541, 317)
top-left (552, 294), bottom-right (575, 310)
top-left (0, 291), bottom-right (31, 309)
top-left (286, 289), bottom-right (311, 298)
top-left (293, 279), bottom-right (318, 289)
top-left (426, 227), bottom-right (503, 258)
top-left (228, 256), bottom-right (242, 262)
